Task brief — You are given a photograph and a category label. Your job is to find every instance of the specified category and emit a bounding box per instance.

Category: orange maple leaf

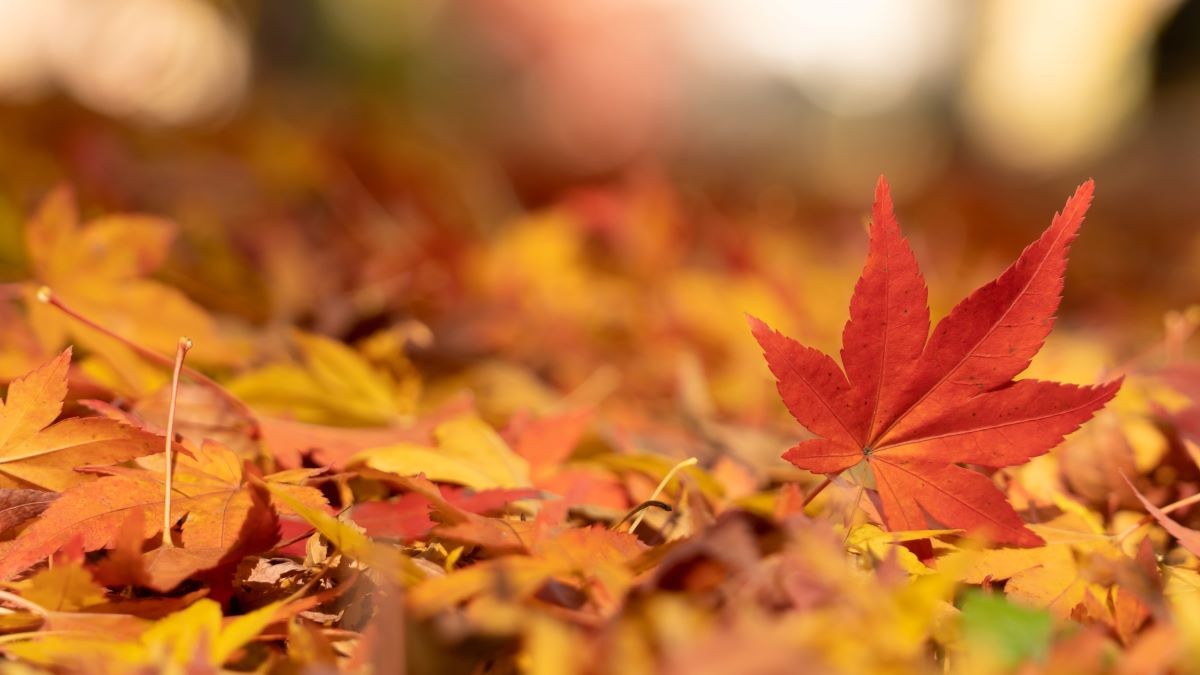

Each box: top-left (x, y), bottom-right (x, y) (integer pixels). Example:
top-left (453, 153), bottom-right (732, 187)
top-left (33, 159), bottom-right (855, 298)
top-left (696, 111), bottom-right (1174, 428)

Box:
top-left (752, 177), bottom-right (1121, 546)
top-left (0, 348), bottom-right (160, 491)
top-left (0, 441), bottom-right (322, 586)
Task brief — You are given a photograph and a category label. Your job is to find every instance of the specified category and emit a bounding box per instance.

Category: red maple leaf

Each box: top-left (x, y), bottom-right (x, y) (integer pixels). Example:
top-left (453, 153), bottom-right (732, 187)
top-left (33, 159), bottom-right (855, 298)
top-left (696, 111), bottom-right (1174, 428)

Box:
top-left (751, 177), bottom-right (1121, 546)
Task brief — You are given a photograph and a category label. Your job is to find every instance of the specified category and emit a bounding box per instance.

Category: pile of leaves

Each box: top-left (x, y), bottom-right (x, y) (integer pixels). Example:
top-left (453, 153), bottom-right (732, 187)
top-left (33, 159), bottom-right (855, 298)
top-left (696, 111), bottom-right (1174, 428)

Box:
top-left (0, 172), bottom-right (1196, 675)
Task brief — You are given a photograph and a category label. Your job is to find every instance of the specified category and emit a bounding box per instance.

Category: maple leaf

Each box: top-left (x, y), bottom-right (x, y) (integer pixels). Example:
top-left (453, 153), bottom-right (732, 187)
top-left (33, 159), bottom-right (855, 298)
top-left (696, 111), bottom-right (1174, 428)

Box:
top-left (0, 348), bottom-right (161, 491)
top-left (350, 486), bottom-right (541, 542)
top-left (350, 414), bottom-right (533, 490)
top-left (408, 511), bottom-right (645, 616)
top-left (0, 488), bottom-right (57, 535)
top-left (263, 481), bottom-right (428, 586)
top-left (2, 598), bottom-right (288, 672)
top-left (256, 397), bottom-right (473, 471)
top-left (23, 188), bottom-right (249, 393)
top-left (14, 556), bottom-right (108, 613)
top-left (505, 408), bottom-right (629, 510)
top-left (227, 330), bottom-right (418, 427)
top-left (751, 178), bottom-right (1121, 546)
top-left (0, 442), bottom-right (317, 585)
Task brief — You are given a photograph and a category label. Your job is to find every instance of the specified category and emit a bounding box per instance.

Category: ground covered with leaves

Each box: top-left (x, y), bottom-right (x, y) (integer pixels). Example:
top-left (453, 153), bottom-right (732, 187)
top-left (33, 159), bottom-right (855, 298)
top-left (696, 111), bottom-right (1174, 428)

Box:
top-left (0, 140), bottom-right (1196, 674)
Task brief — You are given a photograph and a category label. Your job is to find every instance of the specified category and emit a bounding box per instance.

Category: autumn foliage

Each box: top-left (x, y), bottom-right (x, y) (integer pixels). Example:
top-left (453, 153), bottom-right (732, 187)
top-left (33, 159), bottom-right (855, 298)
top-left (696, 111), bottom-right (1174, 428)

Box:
top-left (752, 179), bottom-right (1120, 547)
top-left (0, 174), bottom-right (1194, 675)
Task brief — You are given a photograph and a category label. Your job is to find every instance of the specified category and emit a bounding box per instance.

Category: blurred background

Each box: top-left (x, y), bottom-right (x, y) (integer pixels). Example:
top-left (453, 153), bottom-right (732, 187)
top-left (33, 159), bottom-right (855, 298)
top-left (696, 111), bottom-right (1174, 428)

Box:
top-left (0, 0), bottom-right (1195, 423)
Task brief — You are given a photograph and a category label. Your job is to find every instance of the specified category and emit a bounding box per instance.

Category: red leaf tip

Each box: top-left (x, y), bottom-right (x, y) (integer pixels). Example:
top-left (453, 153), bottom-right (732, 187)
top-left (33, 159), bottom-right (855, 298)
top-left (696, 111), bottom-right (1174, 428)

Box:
top-left (745, 314), bottom-right (768, 335)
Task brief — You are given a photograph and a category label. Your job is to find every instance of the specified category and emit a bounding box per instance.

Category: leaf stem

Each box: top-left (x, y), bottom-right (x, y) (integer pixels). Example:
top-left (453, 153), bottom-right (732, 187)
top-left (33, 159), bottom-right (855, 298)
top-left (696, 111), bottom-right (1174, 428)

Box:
top-left (0, 590), bottom-right (48, 617)
top-left (802, 476), bottom-right (833, 507)
top-left (611, 500), bottom-right (673, 531)
top-left (628, 457), bottom-right (697, 535)
top-left (1114, 489), bottom-right (1200, 544)
top-left (33, 286), bottom-right (259, 426)
top-left (842, 482), bottom-right (866, 544)
top-left (161, 337), bottom-right (192, 548)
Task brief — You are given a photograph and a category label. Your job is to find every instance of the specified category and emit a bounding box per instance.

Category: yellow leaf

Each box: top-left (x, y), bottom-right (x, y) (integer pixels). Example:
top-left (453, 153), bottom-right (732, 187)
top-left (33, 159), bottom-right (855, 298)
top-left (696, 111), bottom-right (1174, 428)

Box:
top-left (351, 414), bottom-right (531, 490)
top-left (263, 481), bottom-right (426, 585)
top-left (1, 599), bottom-right (282, 672)
top-left (12, 559), bottom-right (106, 612)
top-left (844, 524), bottom-right (956, 575)
top-left (408, 557), bottom-right (558, 615)
top-left (140, 598), bottom-right (282, 666)
top-left (520, 616), bottom-right (585, 675)
top-left (24, 189), bottom-right (249, 395)
top-left (227, 331), bottom-right (418, 426)
top-left (951, 517), bottom-right (1118, 618)
top-left (588, 453), bottom-right (724, 500)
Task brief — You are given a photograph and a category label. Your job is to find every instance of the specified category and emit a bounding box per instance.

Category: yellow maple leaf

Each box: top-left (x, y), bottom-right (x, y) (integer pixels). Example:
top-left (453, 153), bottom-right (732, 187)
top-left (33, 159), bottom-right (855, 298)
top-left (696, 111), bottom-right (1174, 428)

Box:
top-left (350, 414), bottom-right (531, 490)
top-left (23, 188), bottom-right (249, 395)
top-left (227, 330), bottom-right (419, 426)
top-left (2, 598), bottom-right (284, 673)
top-left (12, 558), bottom-right (106, 613)
top-left (950, 512), bottom-right (1121, 618)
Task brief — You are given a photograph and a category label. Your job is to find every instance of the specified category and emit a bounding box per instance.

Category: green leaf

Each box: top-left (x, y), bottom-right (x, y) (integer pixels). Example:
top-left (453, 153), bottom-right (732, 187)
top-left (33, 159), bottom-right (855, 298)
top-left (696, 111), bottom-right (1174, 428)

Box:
top-left (960, 590), bottom-right (1053, 667)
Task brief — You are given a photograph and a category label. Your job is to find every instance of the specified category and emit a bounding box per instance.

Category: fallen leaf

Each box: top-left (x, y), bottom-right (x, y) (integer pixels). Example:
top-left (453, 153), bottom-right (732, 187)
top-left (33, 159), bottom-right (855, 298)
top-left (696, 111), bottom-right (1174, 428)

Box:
top-left (0, 441), bottom-right (303, 585)
top-left (351, 486), bottom-right (540, 542)
top-left (228, 331), bottom-right (418, 426)
top-left (24, 188), bottom-right (248, 393)
top-left (13, 557), bottom-right (107, 612)
top-left (351, 414), bottom-right (532, 490)
top-left (256, 395), bottom-right (473, 470)
top-left (0, 488), bottom-right (57, 535)
top-left (263, 481), bottom-right (427, 585)
top-left (752, 178), bottom-right (1121, 545)
top-left (0, 349), bottom-right (161, 491)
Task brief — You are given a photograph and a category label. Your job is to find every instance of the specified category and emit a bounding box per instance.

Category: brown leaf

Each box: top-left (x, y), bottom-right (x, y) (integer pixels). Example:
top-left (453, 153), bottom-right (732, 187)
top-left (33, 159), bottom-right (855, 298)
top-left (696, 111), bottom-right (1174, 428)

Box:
top-left (0, 488), bottom-right (57, 535)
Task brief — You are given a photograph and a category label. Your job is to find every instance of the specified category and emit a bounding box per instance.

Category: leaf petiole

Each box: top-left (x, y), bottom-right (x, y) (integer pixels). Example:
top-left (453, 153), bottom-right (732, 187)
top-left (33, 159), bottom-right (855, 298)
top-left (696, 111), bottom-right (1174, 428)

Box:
top-left (161, 337), bottom-right (192, 548)
top-left (1112, 488), bottom-right (1200, 545)
top-left (628, 457), bottom-right (697, 535)
top-left (33, 286), bottom-right (259, 427)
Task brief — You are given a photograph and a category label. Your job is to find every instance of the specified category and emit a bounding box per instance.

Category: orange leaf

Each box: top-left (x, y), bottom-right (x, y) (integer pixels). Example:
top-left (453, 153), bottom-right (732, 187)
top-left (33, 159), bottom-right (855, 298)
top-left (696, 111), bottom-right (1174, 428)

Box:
top-left (0, 348), bottom-right (161, 491)
top-left (0, 441), bottom-right (303, 584)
